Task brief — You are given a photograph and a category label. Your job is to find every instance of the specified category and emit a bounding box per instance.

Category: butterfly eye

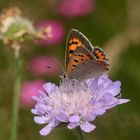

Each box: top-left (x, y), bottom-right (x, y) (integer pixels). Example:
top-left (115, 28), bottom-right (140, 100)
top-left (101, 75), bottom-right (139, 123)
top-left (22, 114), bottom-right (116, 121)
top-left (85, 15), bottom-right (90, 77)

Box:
top-left (63, 73), bottom-right (67, 78)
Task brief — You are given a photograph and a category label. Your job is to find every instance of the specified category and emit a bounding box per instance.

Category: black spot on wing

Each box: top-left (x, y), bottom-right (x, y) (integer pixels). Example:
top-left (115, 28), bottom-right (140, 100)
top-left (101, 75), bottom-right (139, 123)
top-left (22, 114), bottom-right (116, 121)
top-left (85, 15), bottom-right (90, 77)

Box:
top-left (72, 65), bottom-right (77, 67)
top-left (74, 59), bottom-right (79, 62)
top-left (69, 41), bottom-right (78, 45)
top-left (69, 50), bottom-right (74, 54)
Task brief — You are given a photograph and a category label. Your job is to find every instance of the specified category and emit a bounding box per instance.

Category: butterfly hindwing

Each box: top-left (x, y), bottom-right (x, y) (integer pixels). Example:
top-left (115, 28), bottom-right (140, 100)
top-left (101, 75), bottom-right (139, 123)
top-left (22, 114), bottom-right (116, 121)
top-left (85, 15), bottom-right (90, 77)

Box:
top-left (93, 47), bottom-right (109, 61)
top-left (66, 29), bottom-right (93, 67)
top-left (67, 47), bottom-right (109, 81)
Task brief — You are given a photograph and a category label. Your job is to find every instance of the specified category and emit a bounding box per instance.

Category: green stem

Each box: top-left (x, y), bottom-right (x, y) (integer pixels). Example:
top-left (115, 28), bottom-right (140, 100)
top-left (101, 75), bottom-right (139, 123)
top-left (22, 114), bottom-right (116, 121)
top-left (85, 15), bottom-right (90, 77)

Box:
top-left (10, 52), bottom-right (21, 140)
top-left (76, 127), bottom-right (84, 140)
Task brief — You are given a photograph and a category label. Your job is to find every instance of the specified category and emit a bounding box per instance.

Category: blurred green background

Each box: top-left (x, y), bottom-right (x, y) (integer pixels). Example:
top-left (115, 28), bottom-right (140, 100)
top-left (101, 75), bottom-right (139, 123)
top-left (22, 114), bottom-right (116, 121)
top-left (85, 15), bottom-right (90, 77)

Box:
top-left (0, 0), bottom-right (140, 140)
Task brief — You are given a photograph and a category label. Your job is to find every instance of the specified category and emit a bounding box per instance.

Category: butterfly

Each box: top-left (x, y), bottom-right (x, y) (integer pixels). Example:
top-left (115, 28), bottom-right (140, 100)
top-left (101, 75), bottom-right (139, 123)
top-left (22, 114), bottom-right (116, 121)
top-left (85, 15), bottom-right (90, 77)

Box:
top-left (64, 29), bottom-right (109, 81)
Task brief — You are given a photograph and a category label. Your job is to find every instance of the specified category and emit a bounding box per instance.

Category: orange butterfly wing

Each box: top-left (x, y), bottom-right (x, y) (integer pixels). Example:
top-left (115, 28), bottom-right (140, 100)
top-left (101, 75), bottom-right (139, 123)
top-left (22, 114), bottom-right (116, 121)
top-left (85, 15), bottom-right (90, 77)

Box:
top-left (65, 29), bottom-right (109, 81)
top-left (65, 29), bottom-right (93, 68)
top-left (93, 47), bottom-right (109, 61)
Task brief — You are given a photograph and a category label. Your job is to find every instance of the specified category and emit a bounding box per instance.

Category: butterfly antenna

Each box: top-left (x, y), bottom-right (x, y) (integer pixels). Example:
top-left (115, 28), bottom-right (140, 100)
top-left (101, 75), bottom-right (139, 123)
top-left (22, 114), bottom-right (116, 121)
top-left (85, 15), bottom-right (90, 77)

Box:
top-left (46, 57), bottom-right (65, 76)
top-left (54, 57), bottom-right (65, 74)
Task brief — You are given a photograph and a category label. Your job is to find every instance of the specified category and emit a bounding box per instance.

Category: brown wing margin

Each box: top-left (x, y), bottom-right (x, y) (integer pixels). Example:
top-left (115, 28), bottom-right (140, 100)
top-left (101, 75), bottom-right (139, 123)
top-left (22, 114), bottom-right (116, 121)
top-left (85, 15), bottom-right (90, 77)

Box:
top-left (65, 29), bottom-right (93, 68)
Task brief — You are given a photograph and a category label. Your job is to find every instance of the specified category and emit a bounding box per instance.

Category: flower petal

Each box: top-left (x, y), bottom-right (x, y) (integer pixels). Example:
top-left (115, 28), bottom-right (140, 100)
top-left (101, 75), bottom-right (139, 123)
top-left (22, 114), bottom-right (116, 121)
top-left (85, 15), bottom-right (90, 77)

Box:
top-left (86, 78), bottom-right (98, 91)
top-left (39, 120), bottom-right (59, 136)
top-left (103, 93), bottom-right (113, 102)
top-left (39, 90), bottom-right (49, 98)
top-left (98, 74), bottom-right (108, 85)
top-left (80, 122), bottom-right (96, 133)
top-left (39, 125), bottom-right (53, 136)
top-left (31, 109), bottom-right (42, 115)
top-left (32, 96), bottom-right (42, 102)
top-left (35, 103), bottom-right (48, 114)
top-left (34, 116), bottom-right (50, 124)
top-left (94, 108), bottom-right (106, 115)
top-left (69, 115), bottom-right (80, 123)
top-left (98, 93), bottom-right (113, 104)
top-left (57, 113), bottom-right (68, 122)
top-left (82, 110), bottom-right (96, 122)
top-left (43, 82), bottom-right (57, 95)
top-left (107, 81), bottom-right (121, 96)
top-left (119, 99), bottom-right (130, 104)
top-left (67, 122), bottom-right (78, 129)
top-left (89, 97), bottom-right (95, 105)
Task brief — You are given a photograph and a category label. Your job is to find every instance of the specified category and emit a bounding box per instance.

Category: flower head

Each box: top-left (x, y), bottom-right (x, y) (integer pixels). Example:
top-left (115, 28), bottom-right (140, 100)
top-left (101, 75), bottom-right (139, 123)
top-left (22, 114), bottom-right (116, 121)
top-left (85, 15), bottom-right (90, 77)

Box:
top-left (20, 80), bottom-right (46, 107)
top-left (0, 6), bottom-right (35, 52)
top-left (28, 56), bottom-right (60, 76)
top-left (32, 74), bottom-right (129, 136)
top-left (35, 20), bottom-right (64, 46)
top-left (58, 0), bottom-right (94, 18)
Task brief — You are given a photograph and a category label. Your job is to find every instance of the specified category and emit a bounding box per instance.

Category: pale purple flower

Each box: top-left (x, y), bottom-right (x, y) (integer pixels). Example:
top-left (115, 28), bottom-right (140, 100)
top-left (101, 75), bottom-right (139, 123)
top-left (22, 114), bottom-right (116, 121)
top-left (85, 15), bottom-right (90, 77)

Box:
top-left (35, 20), bottom-right (64, 46)
top-left (20, 80), bottom-right (46, 107)
top-left (58, 0), bottom-right (94, 18)
top-left (31, 74), bottom-right (129, 136)
top-left (28, 56), bottom-right (60, 76)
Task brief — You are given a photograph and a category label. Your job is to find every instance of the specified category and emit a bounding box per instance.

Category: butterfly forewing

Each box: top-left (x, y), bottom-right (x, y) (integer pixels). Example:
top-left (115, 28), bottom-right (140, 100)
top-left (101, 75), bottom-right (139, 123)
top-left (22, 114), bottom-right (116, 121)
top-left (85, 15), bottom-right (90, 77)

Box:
top-left (66, 29), bottom-right (93, 67)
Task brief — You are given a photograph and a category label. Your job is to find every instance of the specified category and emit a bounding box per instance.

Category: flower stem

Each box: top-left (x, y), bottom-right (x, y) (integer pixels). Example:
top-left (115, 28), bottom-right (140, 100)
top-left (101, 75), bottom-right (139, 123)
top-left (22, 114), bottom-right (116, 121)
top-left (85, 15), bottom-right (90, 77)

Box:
top-left (10, 51), bottom-right (21, 140)
top-left (76, 127), bottom-right (84, 140)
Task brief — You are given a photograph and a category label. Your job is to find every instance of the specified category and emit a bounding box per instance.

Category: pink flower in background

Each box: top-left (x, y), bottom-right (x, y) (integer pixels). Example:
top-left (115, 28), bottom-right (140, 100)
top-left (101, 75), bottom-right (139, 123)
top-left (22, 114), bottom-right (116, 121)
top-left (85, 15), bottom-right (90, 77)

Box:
top-left (35, 20), bottom-right (64, 46)
top-left (20, 80), bottom-right (46, 107)
top-left (28, 56), bottom-right (60, 76)
top-left (58, 0), bottom-right (94, 18)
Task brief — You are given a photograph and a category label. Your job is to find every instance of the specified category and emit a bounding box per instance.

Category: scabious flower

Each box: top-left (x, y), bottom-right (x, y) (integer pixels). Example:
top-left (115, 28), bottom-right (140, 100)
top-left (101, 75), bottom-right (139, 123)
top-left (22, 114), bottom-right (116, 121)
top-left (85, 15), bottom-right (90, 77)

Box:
top-left (28, 56), bottom-right (60, 76)
top-left (31, 74), bottom-right (129, 136)
top-left (20, 80), bottom-right (46, 107)
top-left (57, 0), bottom-right (94, 18)
top-left (35, 20), bottom-right (64, 46)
